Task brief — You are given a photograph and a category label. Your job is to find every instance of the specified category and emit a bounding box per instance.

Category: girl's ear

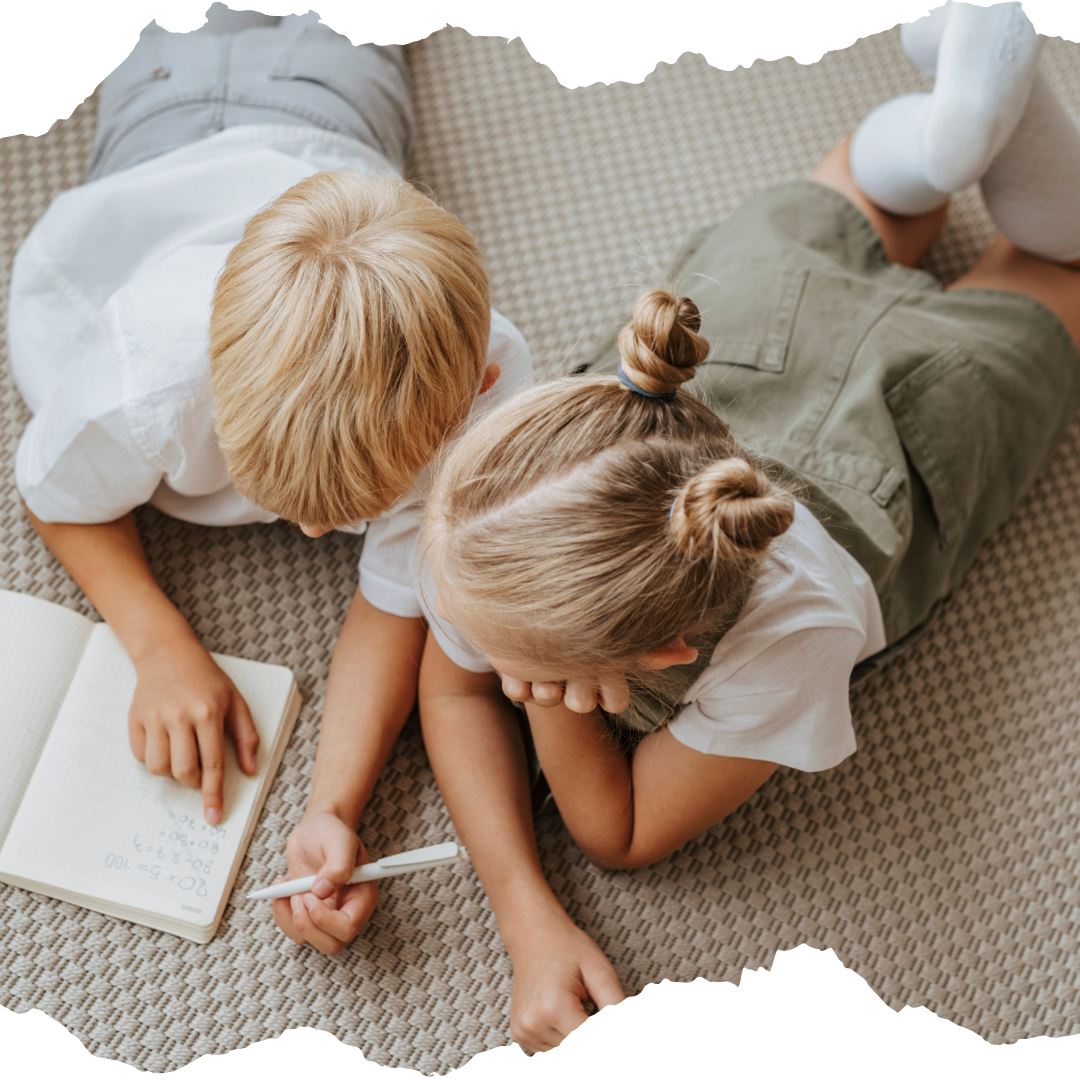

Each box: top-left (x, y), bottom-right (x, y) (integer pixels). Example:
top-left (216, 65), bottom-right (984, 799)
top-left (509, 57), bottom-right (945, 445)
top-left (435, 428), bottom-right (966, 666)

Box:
top-left (478, 363), bottom-right (501, 395)
top-left (639, 638), bottom-right (699, 670)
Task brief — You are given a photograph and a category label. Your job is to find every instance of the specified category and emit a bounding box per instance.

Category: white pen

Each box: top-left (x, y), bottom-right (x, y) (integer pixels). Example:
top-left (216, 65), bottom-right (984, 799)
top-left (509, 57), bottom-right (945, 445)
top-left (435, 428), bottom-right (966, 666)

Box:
top-left (246, 841), bottom-right (470, 900)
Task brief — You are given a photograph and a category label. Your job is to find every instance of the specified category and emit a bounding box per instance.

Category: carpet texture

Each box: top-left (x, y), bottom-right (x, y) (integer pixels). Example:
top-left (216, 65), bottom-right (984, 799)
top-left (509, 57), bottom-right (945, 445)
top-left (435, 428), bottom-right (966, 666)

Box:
top-left (2, 22), bottom-right (1080, 1074)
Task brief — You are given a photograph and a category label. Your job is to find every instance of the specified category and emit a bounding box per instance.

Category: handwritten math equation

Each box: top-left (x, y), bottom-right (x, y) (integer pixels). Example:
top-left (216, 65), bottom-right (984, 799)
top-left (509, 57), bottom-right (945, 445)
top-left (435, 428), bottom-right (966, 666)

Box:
top-left (103, 812), bottom-right (229, 898)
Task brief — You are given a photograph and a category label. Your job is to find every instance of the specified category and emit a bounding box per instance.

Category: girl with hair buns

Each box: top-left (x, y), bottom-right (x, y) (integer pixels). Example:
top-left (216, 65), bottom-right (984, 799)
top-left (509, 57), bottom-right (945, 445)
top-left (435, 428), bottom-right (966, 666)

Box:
top-left (403, 3), bottom-right (1080, 1055)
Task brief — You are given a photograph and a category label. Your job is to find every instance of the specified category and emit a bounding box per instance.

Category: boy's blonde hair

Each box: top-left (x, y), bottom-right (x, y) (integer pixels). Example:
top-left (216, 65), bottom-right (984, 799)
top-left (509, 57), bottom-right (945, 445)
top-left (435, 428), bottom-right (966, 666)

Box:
top-left (210, 170), bottom-right (491, 529)
top-left (425, 289), bottom-right (795, 683)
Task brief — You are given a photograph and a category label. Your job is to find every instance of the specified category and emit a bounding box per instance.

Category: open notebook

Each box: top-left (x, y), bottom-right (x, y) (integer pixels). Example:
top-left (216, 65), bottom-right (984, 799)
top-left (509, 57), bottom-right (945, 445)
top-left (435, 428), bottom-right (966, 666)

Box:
top-left (0, 590), bottom-right (302, 942)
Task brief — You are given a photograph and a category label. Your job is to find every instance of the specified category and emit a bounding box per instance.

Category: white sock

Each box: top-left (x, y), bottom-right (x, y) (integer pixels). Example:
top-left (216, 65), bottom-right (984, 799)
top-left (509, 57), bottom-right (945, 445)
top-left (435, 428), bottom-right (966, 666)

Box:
top-left (922, 2), bottom-right (1043, 192)
top-left (980, 70), bottom-right (1080, 263)
top-left (849, 94), bottom-right (950, 215)
top-left (900, 3), bottom-right (951, 74)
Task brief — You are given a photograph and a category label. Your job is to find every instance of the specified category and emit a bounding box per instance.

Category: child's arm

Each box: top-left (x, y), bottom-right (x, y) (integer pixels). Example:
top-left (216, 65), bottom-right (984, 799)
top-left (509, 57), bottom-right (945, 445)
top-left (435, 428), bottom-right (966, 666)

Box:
top-left (524, 701), bottom-right (778, 870)
top-left (273, 589), bottom-right (427, 953)
top-left (24, 504), bottom-right (258, 824)
top-left (418, 636), bottom-right (625, 1052)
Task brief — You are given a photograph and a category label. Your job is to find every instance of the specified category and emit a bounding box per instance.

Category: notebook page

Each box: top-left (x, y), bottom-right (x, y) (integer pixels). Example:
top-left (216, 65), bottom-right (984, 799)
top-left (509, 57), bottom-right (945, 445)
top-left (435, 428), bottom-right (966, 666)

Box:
top-left (0, 623), bottom-right (295, 932)
top-left (0, 591), bottom-right (93, 844)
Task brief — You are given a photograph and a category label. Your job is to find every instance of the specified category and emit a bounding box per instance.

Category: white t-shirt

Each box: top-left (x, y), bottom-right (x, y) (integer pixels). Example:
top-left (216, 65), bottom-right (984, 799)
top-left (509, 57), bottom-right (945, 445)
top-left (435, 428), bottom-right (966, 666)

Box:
top-left (9, 123), bottom-right (534, 620)
top-left (423, 502), bottom-right (886, 772)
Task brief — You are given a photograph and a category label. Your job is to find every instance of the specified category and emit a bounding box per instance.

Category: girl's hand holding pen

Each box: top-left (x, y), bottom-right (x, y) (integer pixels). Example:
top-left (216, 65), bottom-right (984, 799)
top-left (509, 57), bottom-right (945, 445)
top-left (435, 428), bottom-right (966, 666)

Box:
top-left (273, 811), bottom-right (378, 955)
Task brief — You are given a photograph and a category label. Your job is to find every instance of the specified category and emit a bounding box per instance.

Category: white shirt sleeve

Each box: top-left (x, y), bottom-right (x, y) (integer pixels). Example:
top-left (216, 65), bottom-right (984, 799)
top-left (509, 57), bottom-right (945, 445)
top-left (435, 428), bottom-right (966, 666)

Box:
top-left (667, 626), bottom-right (862, 772)
top-left (360, 498), bottom-right (497, 673)
top-left (357, 307), bottom-right (535, 623)
top-left (357, 495), bottom-right (424, 619)
top-left (411, 558), bottom-right (494, 671)
top-left (14, 307), bottom-right (163, 524)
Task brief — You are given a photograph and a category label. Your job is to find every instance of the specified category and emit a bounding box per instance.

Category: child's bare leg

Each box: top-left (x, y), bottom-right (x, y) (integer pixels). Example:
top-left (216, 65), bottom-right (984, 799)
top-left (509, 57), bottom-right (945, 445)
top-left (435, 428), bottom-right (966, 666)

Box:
top-left (810, 136), bottom-right (950, 269)
top-left (948, 237), bottom-right (1080, 350)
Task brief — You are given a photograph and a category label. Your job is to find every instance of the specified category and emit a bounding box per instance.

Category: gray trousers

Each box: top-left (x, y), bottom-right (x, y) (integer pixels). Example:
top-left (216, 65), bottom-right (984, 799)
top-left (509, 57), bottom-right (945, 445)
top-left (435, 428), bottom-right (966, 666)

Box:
top-left (87, 4), bottom-right (413, 181)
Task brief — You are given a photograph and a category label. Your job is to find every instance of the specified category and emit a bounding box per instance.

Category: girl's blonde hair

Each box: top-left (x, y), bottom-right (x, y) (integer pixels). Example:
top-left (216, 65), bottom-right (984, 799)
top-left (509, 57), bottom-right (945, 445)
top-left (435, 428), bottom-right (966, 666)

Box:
top-left (210, 170), bottom-right (490, 530)
top-left (425, 288), bottom-right (795, 680)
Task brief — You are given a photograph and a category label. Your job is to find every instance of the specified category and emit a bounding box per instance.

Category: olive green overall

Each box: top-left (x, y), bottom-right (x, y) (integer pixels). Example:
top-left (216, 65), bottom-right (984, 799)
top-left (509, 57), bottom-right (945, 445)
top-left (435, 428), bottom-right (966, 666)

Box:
top-left (587, 181), bottom-right (1080, 730)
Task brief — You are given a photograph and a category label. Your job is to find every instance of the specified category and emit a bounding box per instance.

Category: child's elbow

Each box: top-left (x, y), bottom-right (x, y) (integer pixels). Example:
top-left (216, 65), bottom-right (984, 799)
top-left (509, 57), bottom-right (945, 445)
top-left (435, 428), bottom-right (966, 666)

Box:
top-left (579, 839), bottom-right (670, 872)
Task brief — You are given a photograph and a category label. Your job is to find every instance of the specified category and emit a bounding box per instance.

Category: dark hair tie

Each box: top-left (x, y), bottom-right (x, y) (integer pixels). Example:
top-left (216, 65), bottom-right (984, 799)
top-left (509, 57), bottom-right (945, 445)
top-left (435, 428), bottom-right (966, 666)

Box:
top-left (617, 364), bottom-right (677, 402)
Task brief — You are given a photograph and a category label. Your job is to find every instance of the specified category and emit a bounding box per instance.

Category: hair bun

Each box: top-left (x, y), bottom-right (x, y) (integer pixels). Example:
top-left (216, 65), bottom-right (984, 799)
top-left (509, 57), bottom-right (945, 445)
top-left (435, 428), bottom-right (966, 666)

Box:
top-left (617, 288), bottom-right (710, 397)
top-left (671, 457), bottom-right (795, 562)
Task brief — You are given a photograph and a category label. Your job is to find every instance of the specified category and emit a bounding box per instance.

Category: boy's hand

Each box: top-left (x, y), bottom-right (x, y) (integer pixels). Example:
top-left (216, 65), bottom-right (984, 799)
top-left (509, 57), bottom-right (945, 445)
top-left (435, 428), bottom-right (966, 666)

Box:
top-left (128, 635), bottom-right (260, 825)
top-left (507, 910), bottom-right (625, 1052)
top-left (273, 812), bottom-right (379, 954)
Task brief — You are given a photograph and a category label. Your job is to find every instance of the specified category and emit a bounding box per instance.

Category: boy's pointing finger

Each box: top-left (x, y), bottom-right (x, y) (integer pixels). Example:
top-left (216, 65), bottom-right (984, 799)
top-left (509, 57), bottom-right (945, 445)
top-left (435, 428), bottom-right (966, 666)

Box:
top-left (198, 734), bottom-right (226, 826)
top-left (193, 697), bottom-right (233, 826)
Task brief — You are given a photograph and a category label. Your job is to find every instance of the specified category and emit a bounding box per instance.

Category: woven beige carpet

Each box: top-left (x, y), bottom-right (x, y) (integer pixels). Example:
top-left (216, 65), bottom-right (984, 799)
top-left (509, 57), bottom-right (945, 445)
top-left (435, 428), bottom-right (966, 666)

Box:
top-left (3, 23), bottom-right (1080, 1074)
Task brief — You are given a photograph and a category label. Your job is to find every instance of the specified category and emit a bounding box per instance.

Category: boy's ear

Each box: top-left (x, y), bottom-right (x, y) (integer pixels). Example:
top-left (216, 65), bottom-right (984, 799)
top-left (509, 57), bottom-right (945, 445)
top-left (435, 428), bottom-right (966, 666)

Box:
top-left (639, 637), bottom-right (699, 670)
top-left (478, 363), bottom-right (501, 395)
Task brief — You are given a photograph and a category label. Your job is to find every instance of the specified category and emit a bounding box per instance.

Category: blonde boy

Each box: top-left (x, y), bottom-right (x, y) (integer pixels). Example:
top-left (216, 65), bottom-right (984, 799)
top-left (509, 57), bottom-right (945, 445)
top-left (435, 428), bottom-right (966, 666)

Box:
top-left (10, 11), bottom-right (532, 949)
